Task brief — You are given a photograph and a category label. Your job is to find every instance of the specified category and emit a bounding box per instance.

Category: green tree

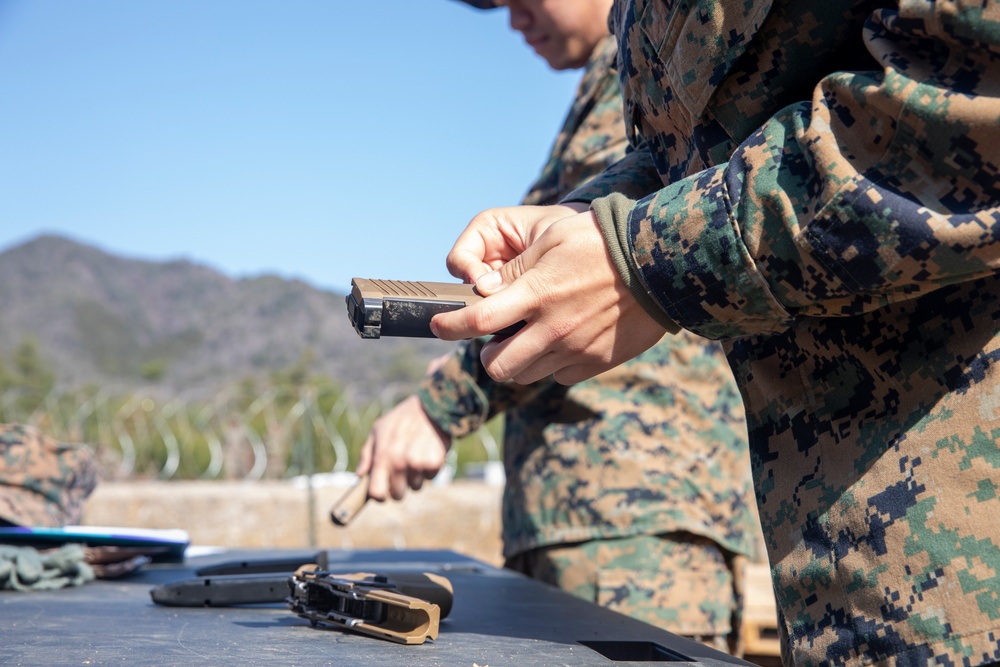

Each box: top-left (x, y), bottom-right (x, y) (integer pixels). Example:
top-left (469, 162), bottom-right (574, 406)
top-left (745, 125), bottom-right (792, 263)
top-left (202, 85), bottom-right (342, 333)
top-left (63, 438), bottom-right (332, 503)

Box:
top-left (0, 357), bottom-right (12, 395)
top-left (140, 359), bottom-right (167, 382)
top-left (7, 337), bottom-right (56, 416)
top-left (384, 344), bottom-right (426, 384)
top-left (270, 348), bottom-right (315, 388)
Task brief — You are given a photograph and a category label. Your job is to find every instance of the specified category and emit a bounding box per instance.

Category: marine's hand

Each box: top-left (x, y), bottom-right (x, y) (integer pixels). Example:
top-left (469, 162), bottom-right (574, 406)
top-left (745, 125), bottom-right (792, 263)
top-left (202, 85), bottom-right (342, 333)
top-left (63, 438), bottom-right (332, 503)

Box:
top-left (446, 203), bottom-right (589, 283)
top-left (431, 210), bottom-right (667, 385)
top-left (355, 395), bottom-right (452, 501)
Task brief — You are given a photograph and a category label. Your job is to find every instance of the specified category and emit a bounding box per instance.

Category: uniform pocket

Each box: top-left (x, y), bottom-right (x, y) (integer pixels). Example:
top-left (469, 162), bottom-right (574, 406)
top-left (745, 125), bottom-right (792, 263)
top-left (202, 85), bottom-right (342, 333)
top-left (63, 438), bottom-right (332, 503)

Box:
top-left (634, 0), bottom-right (774, 117)
top-left (596, 560), bottom-right (734, 636)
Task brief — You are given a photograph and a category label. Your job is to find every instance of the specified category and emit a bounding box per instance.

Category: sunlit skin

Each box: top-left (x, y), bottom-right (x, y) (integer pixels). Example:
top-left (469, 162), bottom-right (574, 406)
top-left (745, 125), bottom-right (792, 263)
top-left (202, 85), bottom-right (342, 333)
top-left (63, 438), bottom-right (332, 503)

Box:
top-left (355, 0), bottom-right (616, 502)
top-left (431, 204), bottom-right (666, 386)
top-left (497, 0), bottom-right (614, 70)
top-left (356, 393), bottom-right (451, 501)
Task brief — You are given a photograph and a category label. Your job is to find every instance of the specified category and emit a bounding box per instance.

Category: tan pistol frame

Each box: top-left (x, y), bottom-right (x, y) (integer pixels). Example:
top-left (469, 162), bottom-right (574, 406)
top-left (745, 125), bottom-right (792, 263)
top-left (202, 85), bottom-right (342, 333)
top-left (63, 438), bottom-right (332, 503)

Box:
top-left (288, 567), bottom-right (454, 645)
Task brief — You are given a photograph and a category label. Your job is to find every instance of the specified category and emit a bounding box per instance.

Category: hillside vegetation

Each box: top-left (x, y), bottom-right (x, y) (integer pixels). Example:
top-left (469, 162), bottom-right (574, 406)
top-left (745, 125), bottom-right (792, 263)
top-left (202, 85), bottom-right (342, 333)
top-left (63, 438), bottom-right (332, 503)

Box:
top-left (0, 235), bottom-right (455, 399)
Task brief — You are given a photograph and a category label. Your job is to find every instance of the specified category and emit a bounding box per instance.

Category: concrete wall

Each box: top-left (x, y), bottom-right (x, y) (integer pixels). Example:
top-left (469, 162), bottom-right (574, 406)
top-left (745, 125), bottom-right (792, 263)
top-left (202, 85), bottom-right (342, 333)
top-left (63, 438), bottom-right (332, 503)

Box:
top-left (81, 478), bottom-right (506, 566)
top-left (81, 477), bottom-right (769, 568)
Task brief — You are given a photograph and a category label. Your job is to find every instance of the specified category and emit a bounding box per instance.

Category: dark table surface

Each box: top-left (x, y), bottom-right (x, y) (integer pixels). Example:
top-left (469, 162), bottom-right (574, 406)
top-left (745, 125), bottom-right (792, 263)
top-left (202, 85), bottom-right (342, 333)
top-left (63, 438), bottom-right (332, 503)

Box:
top-left (1, 548), bottom-right (754, 666)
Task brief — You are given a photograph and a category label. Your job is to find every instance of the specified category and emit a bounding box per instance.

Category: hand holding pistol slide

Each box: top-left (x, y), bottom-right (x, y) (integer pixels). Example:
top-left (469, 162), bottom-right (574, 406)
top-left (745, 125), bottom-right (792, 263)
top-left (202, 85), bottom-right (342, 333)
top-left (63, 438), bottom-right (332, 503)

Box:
top-left (346, 278), bottom-right (524, 339)
top-left (337, 278), bottom-right (521, 527)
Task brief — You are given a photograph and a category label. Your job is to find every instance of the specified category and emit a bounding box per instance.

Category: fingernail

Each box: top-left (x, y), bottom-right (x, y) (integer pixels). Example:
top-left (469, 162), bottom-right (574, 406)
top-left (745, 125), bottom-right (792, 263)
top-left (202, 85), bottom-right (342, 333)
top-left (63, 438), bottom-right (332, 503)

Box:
top-left (477, 271), bottom-right (502, 294)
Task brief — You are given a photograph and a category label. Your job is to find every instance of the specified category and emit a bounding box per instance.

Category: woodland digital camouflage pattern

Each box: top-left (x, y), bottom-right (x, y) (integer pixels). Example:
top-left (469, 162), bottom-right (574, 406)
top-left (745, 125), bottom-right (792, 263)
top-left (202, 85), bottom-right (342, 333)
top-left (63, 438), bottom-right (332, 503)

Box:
top-left (419, 35), bottom-right (760, 641)
top-left (573, 0), bottom-right (1000, 664)
top-left (506, 532), bottom-right (740, 653)
top-left (519, 37), bottom-right (632, 208)
top-left (0, 423), bottom-right (99, 527)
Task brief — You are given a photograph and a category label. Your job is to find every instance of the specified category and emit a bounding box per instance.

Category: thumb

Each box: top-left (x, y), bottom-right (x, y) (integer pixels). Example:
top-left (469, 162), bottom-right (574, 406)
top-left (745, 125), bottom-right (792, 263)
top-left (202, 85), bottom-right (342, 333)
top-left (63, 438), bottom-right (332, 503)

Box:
top-left (474, 246), bottom-right (539, 296)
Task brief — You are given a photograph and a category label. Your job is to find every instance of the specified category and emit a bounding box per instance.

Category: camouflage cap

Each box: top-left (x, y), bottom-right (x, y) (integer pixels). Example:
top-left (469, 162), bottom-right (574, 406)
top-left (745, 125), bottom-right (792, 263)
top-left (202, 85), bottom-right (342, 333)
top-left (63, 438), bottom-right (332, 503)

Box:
top-left (452, 0), bottom-right (500, 9)
top-left (0, 423), bottom-right (100, 527)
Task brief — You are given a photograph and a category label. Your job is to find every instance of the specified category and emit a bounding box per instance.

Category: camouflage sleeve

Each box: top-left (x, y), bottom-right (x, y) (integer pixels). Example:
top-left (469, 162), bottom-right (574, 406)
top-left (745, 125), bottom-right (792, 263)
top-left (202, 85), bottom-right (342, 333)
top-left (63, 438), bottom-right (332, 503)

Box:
top-left (562, 131), bottom-right (663, 204)
top-left (593, 3), bottom-right (1000, 340)
top-left (417, 340), bottom-right (547, 438)
top-left (522, 90), bottom-right (634, 206)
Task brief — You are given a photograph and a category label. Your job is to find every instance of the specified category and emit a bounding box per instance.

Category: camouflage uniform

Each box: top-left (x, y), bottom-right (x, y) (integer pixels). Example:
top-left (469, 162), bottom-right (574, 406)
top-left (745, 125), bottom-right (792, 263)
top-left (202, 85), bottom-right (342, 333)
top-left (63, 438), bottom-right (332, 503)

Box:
top-left (570, 0), bottom-right (1000, 664)
top-left (419, 35), bottom-right (760, 645)
top-left (0, 423), bottom-right (99, 527)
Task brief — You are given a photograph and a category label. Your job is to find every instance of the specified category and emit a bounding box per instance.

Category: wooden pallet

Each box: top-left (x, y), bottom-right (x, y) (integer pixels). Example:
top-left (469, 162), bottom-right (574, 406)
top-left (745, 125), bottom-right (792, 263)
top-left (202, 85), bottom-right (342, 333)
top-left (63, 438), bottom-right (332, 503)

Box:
top-left (742, 562), bottom-right (782, 661)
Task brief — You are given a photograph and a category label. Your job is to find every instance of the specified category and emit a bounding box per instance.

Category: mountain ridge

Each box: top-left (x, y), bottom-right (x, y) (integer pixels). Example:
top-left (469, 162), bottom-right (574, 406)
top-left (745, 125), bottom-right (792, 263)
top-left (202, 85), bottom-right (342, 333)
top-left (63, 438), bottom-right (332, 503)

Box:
top-left (0, 234), bottom-right (455, 398)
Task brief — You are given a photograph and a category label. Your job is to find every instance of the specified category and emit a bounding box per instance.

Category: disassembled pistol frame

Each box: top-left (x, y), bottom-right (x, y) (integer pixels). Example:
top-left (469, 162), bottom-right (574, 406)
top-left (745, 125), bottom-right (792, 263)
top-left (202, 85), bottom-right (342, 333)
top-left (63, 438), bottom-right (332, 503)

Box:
top-left (287, 567), bottom-right (454, 645)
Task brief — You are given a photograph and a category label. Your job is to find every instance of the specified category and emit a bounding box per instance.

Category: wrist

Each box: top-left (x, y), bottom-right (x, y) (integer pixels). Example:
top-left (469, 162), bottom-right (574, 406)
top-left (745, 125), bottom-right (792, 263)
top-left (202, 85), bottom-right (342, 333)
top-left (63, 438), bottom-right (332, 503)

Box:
top-left (417, 362), bottom-right (490, 438)
top-left (591, 193), bottom-right (681, 334)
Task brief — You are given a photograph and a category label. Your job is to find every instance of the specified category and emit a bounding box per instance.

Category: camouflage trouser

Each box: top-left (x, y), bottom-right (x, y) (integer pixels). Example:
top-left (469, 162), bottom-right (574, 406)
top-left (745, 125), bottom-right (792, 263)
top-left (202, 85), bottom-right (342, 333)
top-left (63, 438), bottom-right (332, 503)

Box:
top-left (505, 532), bottom-right (743, 656)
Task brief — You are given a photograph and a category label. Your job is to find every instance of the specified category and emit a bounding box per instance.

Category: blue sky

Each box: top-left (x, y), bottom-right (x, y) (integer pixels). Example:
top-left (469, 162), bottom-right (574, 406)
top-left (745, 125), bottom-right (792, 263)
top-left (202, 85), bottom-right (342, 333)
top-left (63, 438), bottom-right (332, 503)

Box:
top-left (0, 1), bottom-right (581, 294)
